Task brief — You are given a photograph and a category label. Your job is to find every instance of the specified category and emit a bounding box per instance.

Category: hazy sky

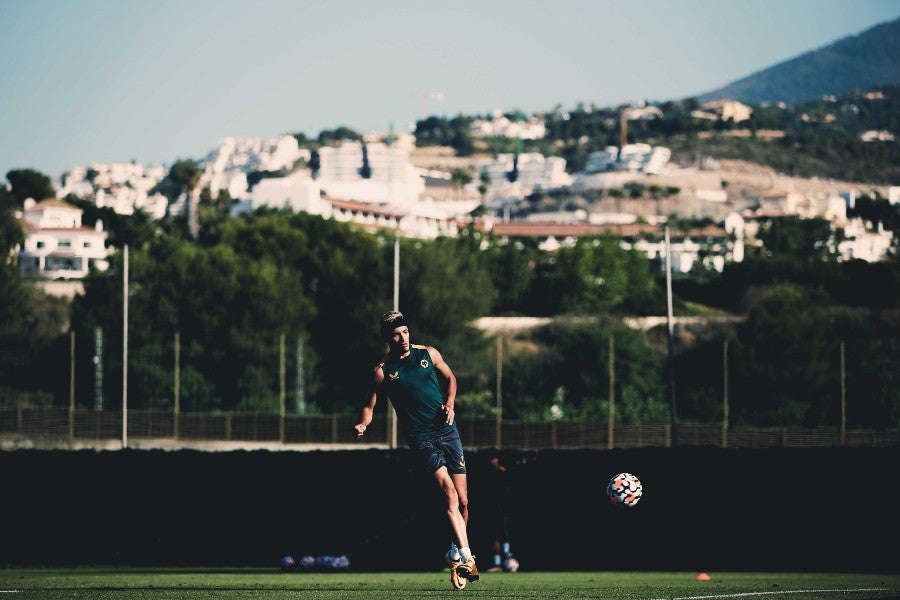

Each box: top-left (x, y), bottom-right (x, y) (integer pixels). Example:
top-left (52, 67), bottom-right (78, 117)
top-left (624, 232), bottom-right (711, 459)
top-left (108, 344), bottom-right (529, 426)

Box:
top-left (2, 0), bottom-right (898, 180)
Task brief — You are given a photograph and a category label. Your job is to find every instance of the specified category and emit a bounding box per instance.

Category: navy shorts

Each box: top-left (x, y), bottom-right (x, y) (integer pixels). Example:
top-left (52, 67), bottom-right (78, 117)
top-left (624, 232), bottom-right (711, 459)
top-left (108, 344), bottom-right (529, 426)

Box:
top-left (409, 430), bottom-right (467, 475)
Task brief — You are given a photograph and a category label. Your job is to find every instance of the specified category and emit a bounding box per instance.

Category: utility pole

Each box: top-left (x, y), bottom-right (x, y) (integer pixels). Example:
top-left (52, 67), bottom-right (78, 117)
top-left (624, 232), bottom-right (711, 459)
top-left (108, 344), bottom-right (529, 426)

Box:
top-left (389, 236), bottom-right (400, 449)
top-left (122, 244), bottom-right (128, 449)
top-left (664, 228), bottom-right (677, 447)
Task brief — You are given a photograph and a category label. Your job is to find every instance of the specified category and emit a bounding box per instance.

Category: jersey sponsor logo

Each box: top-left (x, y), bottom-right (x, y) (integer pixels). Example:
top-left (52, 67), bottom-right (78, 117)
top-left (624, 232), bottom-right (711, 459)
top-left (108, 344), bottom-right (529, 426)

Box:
top-left (420, 359), bottom-right (429, 368)
top-left (459, 456), bottom-right (466, 468)
top-left (388, 371), bottom-right (399, 380)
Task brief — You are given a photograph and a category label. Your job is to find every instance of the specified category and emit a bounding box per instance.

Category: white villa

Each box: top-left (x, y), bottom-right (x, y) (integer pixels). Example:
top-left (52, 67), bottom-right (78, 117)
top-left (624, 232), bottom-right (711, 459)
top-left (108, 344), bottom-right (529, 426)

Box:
top-left (316, 141), bottom-right (424, 205)
top-left (16, 199), bottom-right (110, 280)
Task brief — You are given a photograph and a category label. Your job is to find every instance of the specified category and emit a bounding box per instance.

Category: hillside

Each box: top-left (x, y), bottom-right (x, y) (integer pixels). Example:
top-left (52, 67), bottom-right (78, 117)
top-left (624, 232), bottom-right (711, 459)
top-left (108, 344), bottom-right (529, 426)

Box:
top-left (695, 17), bottom-right (900, 105)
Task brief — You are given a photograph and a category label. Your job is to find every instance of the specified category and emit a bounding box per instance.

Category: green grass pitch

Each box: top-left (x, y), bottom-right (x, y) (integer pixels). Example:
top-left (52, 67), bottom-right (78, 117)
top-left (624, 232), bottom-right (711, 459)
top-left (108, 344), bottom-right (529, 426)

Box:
top-left (1, 568), bottom-right (898, 599)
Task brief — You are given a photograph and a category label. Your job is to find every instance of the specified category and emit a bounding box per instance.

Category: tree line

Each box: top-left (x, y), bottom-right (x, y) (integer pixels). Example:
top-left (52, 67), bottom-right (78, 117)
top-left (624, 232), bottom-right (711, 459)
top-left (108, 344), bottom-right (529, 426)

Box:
top-left (1, 167), bottom-right (898, 429)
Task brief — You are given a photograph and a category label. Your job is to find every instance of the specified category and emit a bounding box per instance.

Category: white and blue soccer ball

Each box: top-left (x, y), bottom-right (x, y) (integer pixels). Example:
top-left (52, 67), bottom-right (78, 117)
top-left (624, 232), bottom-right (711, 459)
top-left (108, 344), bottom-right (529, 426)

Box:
top-left (502, 556), bottom-right (520, 572)
top-left (332, 555), bottom-right (350, 570)
top-left (607, 472), bottom-right (643, 507)
top-left (279, 555), bottom-right (296, 570)
top-left (298, 555), bottom-right (316, 569)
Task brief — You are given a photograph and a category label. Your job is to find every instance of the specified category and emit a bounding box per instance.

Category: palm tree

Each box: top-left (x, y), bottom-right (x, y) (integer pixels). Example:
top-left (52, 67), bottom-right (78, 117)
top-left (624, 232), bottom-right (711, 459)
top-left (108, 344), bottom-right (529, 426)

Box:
top-left (450, 168), bottom-right (473, 200)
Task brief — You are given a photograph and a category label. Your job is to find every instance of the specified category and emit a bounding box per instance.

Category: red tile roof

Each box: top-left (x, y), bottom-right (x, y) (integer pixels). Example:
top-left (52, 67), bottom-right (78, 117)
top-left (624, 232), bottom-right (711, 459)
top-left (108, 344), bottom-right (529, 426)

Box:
top-left (324, 197), bottom-right (407, 218)
top-left (25, 199), bottom-right (80, 211)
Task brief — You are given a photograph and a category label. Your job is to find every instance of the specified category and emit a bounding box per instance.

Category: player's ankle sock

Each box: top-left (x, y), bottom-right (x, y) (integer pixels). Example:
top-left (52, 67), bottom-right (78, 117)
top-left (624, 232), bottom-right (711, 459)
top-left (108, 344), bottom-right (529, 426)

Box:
top-left (449, 541), bottom-right (461, 561)
top-left (459, 547), bottom-right (472, 561)
top-left (502, 542), bottom-right (510, 555)
top-left (493, 553), bottom-right (501, 566)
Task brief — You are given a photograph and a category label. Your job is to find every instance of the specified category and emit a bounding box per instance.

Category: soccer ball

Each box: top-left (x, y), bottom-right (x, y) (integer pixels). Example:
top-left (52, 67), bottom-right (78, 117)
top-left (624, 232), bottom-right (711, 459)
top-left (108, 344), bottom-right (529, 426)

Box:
top-left (332, 555), bottom-right (351, 570)
top-left (502, 556), bottom-right (520, 572)
top-left (279, 555), bottom-right (296, 570)
top-left (607, 472), bottom-right (643, 507)
top-left (298, 555), bottom-right (316, 569)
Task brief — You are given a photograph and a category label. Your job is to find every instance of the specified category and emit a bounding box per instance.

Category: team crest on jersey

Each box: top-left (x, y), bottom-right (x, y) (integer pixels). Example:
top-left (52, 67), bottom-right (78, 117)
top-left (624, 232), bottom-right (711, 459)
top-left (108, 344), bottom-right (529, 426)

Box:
top-left (388, 371), bottom-right (399, 380)
top-left (420, 359), bottom-right (429, 368)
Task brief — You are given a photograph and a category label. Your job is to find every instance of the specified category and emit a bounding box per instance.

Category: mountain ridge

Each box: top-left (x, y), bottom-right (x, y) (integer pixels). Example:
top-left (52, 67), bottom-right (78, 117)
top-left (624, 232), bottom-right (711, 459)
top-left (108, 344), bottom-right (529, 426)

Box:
top-left (694, 17), bottom-right (900, 105)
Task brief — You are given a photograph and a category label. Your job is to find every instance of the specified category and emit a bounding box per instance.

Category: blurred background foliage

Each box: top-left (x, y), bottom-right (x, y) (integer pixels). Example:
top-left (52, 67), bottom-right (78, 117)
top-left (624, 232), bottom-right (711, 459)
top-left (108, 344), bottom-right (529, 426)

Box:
top-left (1, 180), bottom-right (898, 430)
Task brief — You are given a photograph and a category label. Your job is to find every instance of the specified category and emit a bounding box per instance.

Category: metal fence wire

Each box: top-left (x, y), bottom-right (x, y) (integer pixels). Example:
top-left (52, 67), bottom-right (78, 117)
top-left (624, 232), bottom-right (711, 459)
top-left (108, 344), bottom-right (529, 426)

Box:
top-left (1, 410), bottom-right (897, 449)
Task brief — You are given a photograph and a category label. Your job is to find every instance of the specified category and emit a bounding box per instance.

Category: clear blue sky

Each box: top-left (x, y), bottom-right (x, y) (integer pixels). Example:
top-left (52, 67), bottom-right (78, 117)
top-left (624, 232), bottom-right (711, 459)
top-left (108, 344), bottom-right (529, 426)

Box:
top-left (1, 0), bottom-right (898, 180)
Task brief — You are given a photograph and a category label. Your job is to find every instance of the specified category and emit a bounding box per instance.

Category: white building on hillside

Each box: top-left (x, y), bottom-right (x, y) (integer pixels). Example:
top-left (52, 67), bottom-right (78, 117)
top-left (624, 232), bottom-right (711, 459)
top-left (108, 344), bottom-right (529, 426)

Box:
top-left (478, 152), bottom-right (572, 204)
top-left (581, 143), bottom-right (671, 175)
top-left (16, 199), bottom-right (110, 280)
top-left (230, 174), bottom-right (327, 217)
top-left (205, 135), bottom-right (306, 175)
top-left (470, 110), bottom-right (546, 139)
top-left (700, 99), bottom-right (753, 123)
top-left (837, 219), bottom-right (894, 262)
top-left (316, 141), bottom-right (424, 205)
top-left (57, 163), bottom-right (169, 218)
top-left (203, 135), bottom-right (310, 198)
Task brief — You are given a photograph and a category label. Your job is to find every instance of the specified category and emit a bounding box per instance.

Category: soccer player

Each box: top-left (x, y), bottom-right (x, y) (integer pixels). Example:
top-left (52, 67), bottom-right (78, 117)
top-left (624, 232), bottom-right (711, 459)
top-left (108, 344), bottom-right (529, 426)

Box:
top-left (354, 310), bottom-right (479, 589)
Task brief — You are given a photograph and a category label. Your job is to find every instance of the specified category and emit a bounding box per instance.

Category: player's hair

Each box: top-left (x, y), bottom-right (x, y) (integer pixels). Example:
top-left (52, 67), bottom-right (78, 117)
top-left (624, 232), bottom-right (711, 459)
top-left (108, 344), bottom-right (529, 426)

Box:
top-left (379, 310), bottom-right (408, 339)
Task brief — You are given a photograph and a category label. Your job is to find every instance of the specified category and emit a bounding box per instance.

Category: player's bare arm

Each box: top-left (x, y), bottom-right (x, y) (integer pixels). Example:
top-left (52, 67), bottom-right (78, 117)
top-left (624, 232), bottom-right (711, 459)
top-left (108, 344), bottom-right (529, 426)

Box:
top-left (354, 365), bottom-right (384, 437)
top-left (428, 346), bottom-right (458, 426)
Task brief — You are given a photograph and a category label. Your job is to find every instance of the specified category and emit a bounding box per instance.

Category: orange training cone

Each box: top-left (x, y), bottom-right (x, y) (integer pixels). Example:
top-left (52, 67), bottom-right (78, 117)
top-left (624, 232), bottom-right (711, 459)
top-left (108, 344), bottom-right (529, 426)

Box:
top-left (696, 573), bottom-right (711, 581)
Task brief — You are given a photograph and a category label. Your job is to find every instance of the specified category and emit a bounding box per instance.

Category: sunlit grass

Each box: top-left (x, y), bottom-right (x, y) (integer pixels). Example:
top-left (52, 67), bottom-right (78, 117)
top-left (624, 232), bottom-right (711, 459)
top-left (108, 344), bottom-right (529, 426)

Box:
top-left (1, 568), bottom-right (898, 599)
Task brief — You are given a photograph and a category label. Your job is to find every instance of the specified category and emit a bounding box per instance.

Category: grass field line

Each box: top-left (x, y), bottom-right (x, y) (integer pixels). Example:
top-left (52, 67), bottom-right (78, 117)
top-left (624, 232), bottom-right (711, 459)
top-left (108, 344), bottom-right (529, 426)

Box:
top-left (652, 589), bottom-right (889, 600)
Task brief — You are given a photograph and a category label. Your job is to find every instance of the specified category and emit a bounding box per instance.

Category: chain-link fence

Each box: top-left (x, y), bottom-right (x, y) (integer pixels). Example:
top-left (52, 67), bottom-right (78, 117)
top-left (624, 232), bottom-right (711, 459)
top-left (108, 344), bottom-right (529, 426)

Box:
top-left (1, 409), bottom-right (898, 449)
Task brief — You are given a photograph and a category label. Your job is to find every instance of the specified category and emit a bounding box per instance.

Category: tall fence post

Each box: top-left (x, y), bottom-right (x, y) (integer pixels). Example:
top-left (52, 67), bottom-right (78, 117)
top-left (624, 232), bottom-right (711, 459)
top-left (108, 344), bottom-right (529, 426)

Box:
top-left (723, 340), bottom-right (729, 449)
top-left (173, 331), bottom-right (180, 441)
top-left (495, 335), bottom-right (503, 449)
top-left (840, 341), bottom-right (846, 447)
top-left (69, 330), bottom-right (75, 440)
top-left (607, 335), bottom-right (615, 450)
top-left (279, 333), bottom-right (286, 444)
top-left (296, 336), bottom-right (305, 415)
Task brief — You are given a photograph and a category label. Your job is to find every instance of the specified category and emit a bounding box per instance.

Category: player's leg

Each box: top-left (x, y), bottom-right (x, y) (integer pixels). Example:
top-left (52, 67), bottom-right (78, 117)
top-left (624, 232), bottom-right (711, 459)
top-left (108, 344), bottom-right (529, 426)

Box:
top-left (438, 432), bottom-right (478, 582)
top-left (433, 466), bottom-right (469, 552)
top-left (434, 467), bottom-right (469, 589)
top-left (412, 435), bottom-right (472, 588)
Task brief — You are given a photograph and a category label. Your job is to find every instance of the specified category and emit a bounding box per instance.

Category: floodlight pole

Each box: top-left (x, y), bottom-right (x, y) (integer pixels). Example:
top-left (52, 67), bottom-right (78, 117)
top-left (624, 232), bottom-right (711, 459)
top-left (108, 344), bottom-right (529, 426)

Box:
top-left (496, 336), bottom-right (503, 449)
top-left (664, 228), bottom-right (677, 447)
top-left (122, 244), bottom-right (128, 449)
top-left (389, 234), bottom-right (399, 450)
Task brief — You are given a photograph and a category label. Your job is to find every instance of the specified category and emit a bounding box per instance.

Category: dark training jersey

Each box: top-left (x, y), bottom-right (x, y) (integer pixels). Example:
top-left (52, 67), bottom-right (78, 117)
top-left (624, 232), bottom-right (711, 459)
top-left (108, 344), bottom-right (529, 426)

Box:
top-left (378, 344), bottom-right (456, 443)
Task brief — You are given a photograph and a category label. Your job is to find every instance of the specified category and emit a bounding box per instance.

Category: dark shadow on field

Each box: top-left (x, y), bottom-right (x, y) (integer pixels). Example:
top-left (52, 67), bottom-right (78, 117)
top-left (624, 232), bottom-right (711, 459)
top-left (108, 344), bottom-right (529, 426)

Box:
top-left (1, 447), bottom-right (897, 573)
